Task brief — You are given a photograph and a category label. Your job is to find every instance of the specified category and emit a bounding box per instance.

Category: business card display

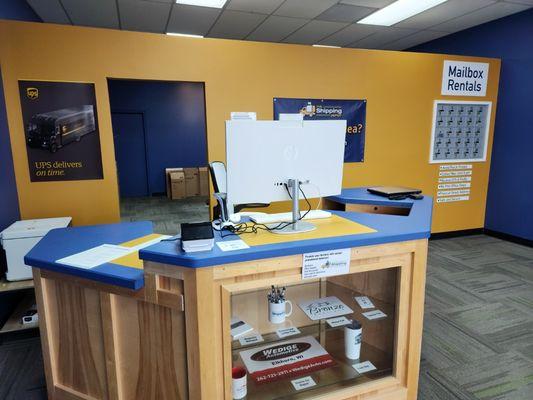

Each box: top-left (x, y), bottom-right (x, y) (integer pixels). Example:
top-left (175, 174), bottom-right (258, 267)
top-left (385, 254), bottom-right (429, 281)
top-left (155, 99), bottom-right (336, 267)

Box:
top-left (239, 333), bottom-right (264, 346)
top-left (276, 326), bottom-right (301, 338)
top-left (353, 360), bottom-right (377, 374)
top-left (291, 376), bottom-right (317, 390)
top-left (326, 316), bottom-right (351, 328)
top-left (299, 296), bottom-right (353, 321)
top-left (354, 296), bottom-right (375, 309)
top-left (362, 310), bottom-right (387, 320)
top-left (239, 336), bottom-right (335, 384)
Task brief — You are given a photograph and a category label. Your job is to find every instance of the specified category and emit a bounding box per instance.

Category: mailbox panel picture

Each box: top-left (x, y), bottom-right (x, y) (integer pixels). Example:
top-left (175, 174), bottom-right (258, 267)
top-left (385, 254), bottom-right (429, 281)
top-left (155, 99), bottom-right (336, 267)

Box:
top-left (19, 81), bottom-right (103, 181)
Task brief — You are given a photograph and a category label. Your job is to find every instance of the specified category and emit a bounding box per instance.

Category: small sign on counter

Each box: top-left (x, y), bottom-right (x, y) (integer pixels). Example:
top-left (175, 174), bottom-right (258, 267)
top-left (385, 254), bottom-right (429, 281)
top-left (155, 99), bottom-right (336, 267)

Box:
top-left (302, 248), bottom-right (351, 279)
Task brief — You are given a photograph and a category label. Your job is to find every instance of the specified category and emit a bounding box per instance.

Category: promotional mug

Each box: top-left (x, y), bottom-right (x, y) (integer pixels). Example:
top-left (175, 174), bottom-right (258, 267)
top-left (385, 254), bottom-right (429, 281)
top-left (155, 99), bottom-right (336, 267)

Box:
top-left (268, 300), bottom-right (293, 324)
top-left (232, 366), bottom-right (247, 399)
top-left (344, 320), bottom-right (362, 360)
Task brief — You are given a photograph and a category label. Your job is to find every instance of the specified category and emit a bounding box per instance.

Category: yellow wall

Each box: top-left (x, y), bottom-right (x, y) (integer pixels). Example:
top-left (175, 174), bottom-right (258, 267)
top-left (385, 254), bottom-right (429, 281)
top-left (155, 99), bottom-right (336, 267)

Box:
top-left (0, 20), bottom-right (501, 232)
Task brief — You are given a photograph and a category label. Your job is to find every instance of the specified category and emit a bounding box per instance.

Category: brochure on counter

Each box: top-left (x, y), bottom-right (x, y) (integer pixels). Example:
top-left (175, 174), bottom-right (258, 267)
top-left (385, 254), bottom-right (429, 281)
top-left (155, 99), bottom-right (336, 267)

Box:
top-left (239, 335), bottom-right (335, 384)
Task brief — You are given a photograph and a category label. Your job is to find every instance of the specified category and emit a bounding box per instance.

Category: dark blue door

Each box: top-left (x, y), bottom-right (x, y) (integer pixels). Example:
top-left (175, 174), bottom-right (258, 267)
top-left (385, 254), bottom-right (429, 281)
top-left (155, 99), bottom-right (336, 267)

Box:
top-left (111, 113), bottom-right (149, 197)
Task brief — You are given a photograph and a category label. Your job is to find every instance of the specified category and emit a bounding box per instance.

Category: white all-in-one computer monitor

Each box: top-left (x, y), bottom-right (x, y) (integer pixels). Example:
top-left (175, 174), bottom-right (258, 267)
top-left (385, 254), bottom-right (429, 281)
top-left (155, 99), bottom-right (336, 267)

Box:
top-left (225, 119), bottom-right (346, 234)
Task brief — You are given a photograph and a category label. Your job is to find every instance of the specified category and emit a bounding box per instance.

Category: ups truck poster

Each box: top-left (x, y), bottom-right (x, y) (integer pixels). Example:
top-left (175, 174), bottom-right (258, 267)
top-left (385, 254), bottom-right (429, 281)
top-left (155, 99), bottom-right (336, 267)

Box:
top-left (18, 81), bottom-right (103, 181)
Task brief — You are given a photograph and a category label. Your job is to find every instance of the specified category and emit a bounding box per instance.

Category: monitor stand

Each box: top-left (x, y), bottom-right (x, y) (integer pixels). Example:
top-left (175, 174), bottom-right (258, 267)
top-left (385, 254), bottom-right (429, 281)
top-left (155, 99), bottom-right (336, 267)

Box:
top-left (271, 178), bottom-right (316, 235)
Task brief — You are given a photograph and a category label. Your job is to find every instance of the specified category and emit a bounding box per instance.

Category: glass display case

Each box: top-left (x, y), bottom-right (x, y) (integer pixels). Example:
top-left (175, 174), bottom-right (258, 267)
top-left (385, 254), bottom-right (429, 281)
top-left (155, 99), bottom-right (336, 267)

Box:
top-left (228, 267), bottom-right (398, 399)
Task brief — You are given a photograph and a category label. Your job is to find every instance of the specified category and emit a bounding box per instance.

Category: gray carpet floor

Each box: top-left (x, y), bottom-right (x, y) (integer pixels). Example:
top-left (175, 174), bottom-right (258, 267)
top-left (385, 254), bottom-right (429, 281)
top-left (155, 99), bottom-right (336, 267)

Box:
top-left (1, 234), bottom-right (532, 399)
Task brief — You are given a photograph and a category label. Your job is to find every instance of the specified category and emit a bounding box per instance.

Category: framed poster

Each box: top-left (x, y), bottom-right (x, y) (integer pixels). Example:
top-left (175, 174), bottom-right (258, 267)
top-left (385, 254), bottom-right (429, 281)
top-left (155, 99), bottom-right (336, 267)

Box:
top-left (18, 80), bottom-right (103, 181)
top-left (429, 100), bottom-right (491, 164)
top-left (273, 98), bottom-right (366, 163)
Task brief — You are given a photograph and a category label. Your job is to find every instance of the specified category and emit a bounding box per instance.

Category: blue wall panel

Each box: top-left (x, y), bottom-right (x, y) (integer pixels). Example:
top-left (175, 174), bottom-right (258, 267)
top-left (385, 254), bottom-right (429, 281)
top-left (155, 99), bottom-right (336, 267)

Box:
top-left (0, 70), bottom-right (20, 232)
top-left (0, 0), bottom-right (41, 21)
top-left (411, 9), bottom-right (533, 241)
top-left (108, 80), bottom-right (207, 196)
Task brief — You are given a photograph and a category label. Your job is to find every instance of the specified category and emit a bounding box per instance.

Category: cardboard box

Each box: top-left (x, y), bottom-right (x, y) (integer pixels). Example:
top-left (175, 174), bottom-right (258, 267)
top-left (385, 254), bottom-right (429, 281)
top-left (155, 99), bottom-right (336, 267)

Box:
top-left (165, 167), bottom-right (183, 198)
top-left (169, 170), bottom-right (186, 200)
top-left (199, 167), bottom-right (209, 196)
top-left (184, 167), bottom-right (200, 197)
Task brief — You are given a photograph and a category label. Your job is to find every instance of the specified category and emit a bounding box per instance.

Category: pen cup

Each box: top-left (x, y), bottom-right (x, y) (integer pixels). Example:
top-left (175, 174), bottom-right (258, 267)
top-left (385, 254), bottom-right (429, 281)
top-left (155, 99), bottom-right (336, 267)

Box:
top-left (344, 320), bottom-right (362, 360)
top-left (232, 366), bottom-right (247, 399)
top-left (268, 300), bottom-right (292, 324)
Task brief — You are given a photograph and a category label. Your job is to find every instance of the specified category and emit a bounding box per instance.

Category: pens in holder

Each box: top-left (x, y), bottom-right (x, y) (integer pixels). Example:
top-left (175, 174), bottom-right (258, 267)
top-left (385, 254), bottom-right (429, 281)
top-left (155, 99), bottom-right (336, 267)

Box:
top-left (268, 285), bottom-right (292, 323)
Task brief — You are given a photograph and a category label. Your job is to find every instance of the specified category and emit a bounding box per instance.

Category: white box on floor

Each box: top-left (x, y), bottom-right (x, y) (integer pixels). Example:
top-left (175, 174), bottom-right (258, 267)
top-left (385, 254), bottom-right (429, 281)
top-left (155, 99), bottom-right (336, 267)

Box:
top-left (0, 217), bottom-right (72, 281)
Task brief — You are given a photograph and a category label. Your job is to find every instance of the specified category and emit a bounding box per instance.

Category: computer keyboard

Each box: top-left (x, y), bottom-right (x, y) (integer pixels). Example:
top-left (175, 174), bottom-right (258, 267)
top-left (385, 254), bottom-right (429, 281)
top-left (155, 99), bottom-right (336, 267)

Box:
top-left (250, 210), bottom-right (332, 224)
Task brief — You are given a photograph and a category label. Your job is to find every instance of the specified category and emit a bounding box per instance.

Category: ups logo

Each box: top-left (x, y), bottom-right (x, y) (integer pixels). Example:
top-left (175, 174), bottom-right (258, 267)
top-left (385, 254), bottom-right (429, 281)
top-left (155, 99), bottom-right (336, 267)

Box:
top-left (27, 87), bottom-right (39, 100)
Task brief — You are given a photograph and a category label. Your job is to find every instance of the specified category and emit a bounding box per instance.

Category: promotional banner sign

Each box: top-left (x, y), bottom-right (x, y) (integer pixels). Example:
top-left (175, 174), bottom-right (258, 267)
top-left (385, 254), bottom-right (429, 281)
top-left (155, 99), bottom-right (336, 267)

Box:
top-left (18, 81), bottom-right (103, 182)
top-left (239, 336), bottom-right (335, 384)
top-left (273, 98), bottom-right (366, 163)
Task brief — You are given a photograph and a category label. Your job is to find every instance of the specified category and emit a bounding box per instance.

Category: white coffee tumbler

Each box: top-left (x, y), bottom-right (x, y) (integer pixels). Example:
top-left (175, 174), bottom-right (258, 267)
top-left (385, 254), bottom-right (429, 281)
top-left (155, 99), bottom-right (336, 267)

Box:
top-left (268, 300), bottom-right (293, 324)
top-left (344, 320), bottom-right (362, 360)
top-left (232, 366), bottom-right (247, 399)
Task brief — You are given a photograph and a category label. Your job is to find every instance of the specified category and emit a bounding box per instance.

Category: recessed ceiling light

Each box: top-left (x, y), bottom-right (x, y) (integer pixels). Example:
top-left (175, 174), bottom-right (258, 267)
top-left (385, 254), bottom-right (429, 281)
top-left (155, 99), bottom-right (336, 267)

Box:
top-left (175, 0), bottom-right (227, 8)
top-left (357, 0), bottom-right (448, 26)
top-left (167, 32), bottom-right (204, 38)
top-left (312, 44), bottom-right (341, 49)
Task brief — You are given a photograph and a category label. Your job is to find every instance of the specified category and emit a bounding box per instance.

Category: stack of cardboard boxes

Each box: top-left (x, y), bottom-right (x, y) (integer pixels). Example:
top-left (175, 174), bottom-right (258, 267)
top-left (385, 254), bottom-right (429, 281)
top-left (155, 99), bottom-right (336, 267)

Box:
top-left (166, 167), bottom-right (209, 200)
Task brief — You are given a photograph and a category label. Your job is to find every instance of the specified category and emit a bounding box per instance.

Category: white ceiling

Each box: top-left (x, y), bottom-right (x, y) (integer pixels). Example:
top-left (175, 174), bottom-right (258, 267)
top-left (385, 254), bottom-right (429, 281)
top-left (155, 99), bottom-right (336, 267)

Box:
top-left (26, 0), bottom-right (532, 50)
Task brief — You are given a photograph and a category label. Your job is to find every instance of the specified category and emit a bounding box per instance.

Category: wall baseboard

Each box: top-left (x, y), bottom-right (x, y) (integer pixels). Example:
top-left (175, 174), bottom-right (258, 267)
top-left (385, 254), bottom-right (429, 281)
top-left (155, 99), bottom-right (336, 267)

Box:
top-left (484, 229), bottom-right (533, 248)
top-left (430, 228), bottom-right (533, 248)
top-left (430, 228), bottom-right (484, 240)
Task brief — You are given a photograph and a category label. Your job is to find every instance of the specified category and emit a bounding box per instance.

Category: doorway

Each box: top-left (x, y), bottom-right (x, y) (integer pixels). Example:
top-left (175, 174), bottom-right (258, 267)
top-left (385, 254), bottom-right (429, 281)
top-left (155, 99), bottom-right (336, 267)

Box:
top-left (111, 112), bottom-right (149, 197)
top-left (108, 79), bottom-right (210, 234)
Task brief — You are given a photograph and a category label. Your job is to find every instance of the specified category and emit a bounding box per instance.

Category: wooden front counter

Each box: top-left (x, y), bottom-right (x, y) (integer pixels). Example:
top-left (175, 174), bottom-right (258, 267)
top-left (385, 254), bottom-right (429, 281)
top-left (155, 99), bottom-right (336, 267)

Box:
top-left (33, 239), bottom-right (427, 400)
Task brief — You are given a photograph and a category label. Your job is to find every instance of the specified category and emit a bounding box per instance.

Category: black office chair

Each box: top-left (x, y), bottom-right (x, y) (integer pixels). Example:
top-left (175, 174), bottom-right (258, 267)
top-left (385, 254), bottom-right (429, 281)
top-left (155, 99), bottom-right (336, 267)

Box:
top-left (208, 161), bottom-right (269, 220)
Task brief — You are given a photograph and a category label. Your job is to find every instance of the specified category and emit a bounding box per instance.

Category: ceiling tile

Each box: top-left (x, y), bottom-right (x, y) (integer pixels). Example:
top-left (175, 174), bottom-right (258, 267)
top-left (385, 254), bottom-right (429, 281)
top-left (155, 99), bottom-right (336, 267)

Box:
top-left (396, 0), bottom-right (497, 30)
top-left (118, 0), bottom-right (171, 33)
top-left (382, 30), bottom-right (450, 50)
top-left (316, 4), bottom-right (377, 23)
top-left (27, 0), bottom-right (71, 24)
top-left (433, 2), bottom-right (531, 33)
top-left (227, 0), bottom-right (285, 14)
top-left (348, 26), bottom-right (418, 49)
top-left (340, 0), bottom-right (395, 7)
top-left (61, 0), bottom-right (119, 28)
top-left (274, 0), bottom-right (338, 19)
top-left (208, 10), bottom-right (268, 40)
top-left (247, 15), bottom-right (309, 42)
top-left (283, 20), bottom-right (349, 45)
top-left (167, 4), bottom-right (220, 35)
top-left (317, 23), bottom-right (381, 46)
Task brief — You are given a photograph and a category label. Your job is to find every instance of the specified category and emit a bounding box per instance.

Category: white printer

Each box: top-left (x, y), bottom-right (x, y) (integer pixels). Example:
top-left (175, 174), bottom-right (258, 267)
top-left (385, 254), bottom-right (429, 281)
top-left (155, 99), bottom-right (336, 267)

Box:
top-left (1, 217), bottom-right (72, 281)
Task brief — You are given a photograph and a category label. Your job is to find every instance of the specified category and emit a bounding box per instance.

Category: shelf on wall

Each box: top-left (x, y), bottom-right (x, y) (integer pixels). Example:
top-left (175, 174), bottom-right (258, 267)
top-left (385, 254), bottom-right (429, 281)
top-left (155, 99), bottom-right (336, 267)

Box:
top-left (0, 278), bottom-right (34, 293)
top-left (0, 290), bottom-right (38, 334)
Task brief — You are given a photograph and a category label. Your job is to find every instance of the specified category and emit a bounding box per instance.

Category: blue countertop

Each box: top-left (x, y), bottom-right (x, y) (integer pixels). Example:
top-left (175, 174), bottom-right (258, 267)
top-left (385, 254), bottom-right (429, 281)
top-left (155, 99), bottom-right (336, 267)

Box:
top-left (24, 188), bottom-right (432, 289)
top-left (25, 221), bottom-right (153, 290)
top-left (140, 188), bottom-right (432, 268)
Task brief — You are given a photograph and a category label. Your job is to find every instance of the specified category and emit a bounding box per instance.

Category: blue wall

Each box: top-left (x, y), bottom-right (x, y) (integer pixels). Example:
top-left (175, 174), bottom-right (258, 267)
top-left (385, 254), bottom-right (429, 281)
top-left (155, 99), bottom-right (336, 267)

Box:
top-left (0, 72), bottom-right (20, 232)
top-left (108, 80), bottom-right (207, 195)
top-left (0, 0), bottom-right (41, 21)
top-left (411, 9), bottom-right (533, 241)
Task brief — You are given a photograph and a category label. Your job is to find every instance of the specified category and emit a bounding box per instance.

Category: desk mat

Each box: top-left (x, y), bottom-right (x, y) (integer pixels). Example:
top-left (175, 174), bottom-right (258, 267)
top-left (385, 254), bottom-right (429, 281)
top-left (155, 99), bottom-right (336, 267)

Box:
top-left (241, 214), bottom-right (376, 247)
top-left (112, 233), bottom-right (165, 269)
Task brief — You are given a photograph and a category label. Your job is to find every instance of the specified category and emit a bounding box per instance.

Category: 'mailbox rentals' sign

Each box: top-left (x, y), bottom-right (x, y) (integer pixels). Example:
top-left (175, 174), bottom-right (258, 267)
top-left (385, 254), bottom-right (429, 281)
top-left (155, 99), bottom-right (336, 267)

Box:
top-left (441, 60), bottom-right (489, 97)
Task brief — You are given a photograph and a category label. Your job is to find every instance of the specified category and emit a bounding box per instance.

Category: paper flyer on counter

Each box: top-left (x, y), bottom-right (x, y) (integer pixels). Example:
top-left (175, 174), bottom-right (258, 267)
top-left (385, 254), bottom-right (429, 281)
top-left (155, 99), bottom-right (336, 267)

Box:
top-left (239, 336), bottom-right (335, 384)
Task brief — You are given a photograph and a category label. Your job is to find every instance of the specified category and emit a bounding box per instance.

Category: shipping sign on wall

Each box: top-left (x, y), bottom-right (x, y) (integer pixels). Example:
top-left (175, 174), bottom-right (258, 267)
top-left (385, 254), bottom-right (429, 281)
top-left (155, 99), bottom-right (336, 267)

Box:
top-left (441, 60), bottom-right (489, 97)
top-left (18, 81), bottom-right (103, 182)
top-left (273, 98), bottom-right (366, 163)
top-left (429, 100), bottom-right (491, 164)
